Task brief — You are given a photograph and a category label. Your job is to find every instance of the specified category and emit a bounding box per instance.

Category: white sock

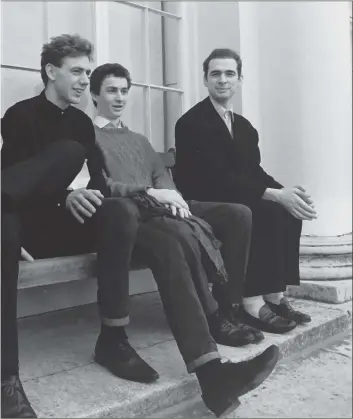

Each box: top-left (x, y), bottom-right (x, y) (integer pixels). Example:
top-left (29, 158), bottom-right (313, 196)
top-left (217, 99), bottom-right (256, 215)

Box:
top-left (264, 292), bottom-right (284, 305)
top-left (242, 296), bottom-right (265, 319)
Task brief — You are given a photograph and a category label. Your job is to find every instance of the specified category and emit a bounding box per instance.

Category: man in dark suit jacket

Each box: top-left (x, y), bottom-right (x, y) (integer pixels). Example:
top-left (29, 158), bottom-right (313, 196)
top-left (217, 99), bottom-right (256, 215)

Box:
top-left (175, 48), bottom-right (317, 336)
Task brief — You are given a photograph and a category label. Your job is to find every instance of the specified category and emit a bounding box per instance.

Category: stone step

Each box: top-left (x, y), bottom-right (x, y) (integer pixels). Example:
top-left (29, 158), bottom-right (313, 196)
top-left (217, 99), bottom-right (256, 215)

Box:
top-left (20, 293), bottom-right (351, 418)
top-left (287, 279), bottom-right (352, 304)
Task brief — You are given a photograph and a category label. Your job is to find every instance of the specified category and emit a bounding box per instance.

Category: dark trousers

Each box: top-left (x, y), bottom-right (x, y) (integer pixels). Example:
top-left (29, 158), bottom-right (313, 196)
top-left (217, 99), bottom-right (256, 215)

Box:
top-left (243, 200), bottom-right (302, 297)
top-left (1, 141), bottom-right (139, 378)
top-left (131, 200), bottom-right (252, 371)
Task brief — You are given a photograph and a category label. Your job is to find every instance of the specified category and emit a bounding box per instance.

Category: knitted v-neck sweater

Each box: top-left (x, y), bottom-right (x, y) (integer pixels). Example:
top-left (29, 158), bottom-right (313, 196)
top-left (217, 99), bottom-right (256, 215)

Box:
top-left (93, 125), bottom-right (176, 197)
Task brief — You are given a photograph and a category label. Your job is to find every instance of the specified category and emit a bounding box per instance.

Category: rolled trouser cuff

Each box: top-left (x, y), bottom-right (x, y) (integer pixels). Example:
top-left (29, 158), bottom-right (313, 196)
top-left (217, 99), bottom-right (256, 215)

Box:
top-left (101, 315), bottom-right (129, 326)
top-left (186, 351), bottom-right (221, 373)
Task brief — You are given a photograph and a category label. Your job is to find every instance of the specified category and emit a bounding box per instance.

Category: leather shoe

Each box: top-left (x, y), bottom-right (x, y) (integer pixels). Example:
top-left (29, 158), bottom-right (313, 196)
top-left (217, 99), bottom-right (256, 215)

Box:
top-left (211, 285), bottom-right (263, 343)
top-left (226, 305), bottom-right (265, 343)
top-left (95, 336), bottom-right (159, 383)
top-left (241, 304), bottom-right (297, 334)
top-left (1, 375), bottom-right (37, 418)
top-left (266, 298), bottom-right (312, 324)
top-left (200, 345), bottom-right (280, 417)
top-left (208, 310), bottom-right (255, 347)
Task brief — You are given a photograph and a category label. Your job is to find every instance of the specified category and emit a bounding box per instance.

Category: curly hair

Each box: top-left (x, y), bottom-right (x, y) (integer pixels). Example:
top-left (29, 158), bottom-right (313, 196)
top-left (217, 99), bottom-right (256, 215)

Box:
top-left (203, 48), bottom-right (242, 80)
top-left (41, 34), bottom-right (94, 85)
top-left (90, 63), bottom-right (132, 107)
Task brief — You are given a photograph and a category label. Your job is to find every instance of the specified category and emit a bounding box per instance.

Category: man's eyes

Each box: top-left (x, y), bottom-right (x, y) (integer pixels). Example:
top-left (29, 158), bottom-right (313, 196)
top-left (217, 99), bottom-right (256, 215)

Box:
top-left (211, 72), bottom-right (236, 77)
top-left (107, 89), bottom-right (128, 94)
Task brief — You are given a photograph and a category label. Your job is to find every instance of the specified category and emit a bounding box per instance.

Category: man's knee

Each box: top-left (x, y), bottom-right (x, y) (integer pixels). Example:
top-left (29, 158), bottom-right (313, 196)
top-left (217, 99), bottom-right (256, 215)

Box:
top-left (223, 203), bottom-right (252, 230)
top-left (98, 197), bottom-right (140, 234)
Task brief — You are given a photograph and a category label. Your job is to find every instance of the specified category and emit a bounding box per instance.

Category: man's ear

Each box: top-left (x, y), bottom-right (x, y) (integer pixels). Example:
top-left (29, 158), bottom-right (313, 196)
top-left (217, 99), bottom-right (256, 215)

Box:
top-left (91, 92), bottom-right (98, 105)
top-left (45, 63), bottom-right (56, 82)
top-left (203, 75), bottom-right (208, 88)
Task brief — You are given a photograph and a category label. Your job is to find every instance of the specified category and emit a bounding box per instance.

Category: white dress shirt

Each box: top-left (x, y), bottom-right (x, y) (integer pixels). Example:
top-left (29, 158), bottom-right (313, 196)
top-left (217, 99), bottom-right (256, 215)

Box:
top-left (209, 96), bottom-right (234, 137)
top-left (94, 115), bottom-right (124, 128)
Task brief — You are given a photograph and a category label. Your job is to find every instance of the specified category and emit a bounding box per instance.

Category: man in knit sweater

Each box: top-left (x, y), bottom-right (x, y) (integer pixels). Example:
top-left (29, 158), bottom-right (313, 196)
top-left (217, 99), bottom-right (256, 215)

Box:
top-left (88, 63), bottom-right (279, 417)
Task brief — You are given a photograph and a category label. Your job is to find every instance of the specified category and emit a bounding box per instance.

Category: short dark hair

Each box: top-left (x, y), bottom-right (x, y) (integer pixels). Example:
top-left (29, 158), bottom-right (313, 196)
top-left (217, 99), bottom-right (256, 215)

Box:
top-left (90, 63), bottom-right (132, 107)
top-left (203, 48), bottom-right (242, 80)
top-left (41, 34), bottom-right (94, 85)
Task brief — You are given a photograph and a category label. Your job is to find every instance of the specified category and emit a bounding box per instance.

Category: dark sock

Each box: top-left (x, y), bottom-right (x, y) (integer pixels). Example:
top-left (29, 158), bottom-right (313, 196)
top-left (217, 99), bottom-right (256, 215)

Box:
top-left (195, 358), bottom-right (222, 391)
top-left (99, 324), bottom-right (128, 341)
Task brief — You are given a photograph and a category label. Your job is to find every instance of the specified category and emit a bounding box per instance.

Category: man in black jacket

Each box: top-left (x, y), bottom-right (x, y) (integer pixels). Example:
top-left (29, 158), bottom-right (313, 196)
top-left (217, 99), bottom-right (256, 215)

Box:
top-left (175, 48), bottom-right (317, 336)
top-left (1, 34), bottom-right (153, 418)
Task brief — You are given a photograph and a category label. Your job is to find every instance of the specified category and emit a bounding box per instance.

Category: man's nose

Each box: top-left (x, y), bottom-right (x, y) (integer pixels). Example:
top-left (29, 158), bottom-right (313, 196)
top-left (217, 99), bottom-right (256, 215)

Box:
top-left (218, 73), bottom-right (227, 83)
top-left (80, 73), bottom-right (90, 85)
top-left (116, 91), bottom-right (123, 101)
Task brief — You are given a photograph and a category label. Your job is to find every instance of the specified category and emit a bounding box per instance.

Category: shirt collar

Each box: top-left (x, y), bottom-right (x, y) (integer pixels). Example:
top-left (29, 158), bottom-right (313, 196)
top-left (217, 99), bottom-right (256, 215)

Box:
top-left (38, 90), bottom-right (71, 115)
top-left (94, 115), bottom-right (123, 128)
top-left (209, 96), bottom-right (233, 121)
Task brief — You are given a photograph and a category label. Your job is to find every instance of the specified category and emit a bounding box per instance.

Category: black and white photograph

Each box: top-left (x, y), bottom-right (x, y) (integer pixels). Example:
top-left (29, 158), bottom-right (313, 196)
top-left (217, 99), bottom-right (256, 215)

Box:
top-left (1, 1), bottom-right (352, 418)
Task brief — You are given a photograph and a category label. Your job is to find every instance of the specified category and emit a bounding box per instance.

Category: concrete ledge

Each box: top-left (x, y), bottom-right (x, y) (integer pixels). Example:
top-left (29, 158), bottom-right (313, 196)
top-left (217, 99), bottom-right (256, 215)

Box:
top-left (19, 293), bottom-right (352, 418)
top-left (287, 279), bottom-right (352, 303)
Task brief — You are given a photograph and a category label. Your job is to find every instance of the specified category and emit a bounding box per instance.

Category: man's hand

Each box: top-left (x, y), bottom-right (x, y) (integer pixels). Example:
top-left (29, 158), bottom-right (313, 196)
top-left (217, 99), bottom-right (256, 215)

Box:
top-left (147, 188), bottom-right (189, 210)
top-left (277, 186), bottom-right (317, 221)
top-left (66, 188), bottom-right (104, 224)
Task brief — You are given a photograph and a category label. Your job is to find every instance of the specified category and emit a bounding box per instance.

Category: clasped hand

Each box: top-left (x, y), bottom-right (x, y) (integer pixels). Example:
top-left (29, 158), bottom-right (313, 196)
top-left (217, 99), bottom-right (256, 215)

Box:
top-left (278, 186), bottom-right (317, 221)
top-left (66, 188), bottom-right (104, 223)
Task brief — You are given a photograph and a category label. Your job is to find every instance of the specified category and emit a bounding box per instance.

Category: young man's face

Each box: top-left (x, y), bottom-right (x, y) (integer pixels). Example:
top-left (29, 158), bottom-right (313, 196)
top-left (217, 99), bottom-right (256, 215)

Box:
top-left (49, 55), bottom-right (91, 107)
top-left (203, 58), bottom-right (241, 105)
top-left (94, 76), bottom-right (129, 121)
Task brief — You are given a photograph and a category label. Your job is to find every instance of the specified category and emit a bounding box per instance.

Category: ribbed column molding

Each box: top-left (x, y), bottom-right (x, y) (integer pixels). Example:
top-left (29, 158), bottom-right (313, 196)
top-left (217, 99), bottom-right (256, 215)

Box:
top-left (299, 233), bottom-right (352, 281)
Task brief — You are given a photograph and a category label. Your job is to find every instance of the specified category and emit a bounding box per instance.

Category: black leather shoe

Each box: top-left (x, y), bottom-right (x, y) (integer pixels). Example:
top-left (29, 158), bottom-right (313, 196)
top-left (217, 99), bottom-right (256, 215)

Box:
top-left (266, 298), bottom-right (312, 324)
top-left (211, 285), bottom-right (263, 344)
top-left (241, 304), bottom-right (297, 334)
top-left (1, 375), bottom-right (37, 418)
top-left (95, 336), bottom-right (159, 383)
top-left (209, 310), bottom-right (255, 347)
top-left (227, 305), bottom-right (265, 343)
top-left (201, 345), bottom-right (280, 417)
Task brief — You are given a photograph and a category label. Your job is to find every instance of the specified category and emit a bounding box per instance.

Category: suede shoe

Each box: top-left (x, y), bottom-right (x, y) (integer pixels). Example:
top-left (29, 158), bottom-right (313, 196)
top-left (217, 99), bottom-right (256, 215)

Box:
top-left (95, 336), bottom-right (159, 383)
top-left (267, 298), bottom-right (312, 324)
top-left (241, 304), bottom-right (297, 334)
top-left (1, 375), bottom-right (37, 418)
top-left (200, 345), bottom-right (280, 417)
top-left (208, 310), bottom-right (255, 347)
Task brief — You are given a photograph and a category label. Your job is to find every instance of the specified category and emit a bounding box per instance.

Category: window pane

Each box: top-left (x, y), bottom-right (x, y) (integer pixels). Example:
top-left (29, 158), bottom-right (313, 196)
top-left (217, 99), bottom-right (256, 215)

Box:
top-left (1, 2), bottom-right (45, 68)
top-left (163, 91), bottom-right (183, 150)
top-left (148, 12), bottom-right (164, 86)
top-left (108, 2), bottom-right (145, 84)
top-left (148, 13), bottom-right (180, 88)
top-left (150, 89), bottom-right (182, 152)
top-left (122, 86), bottom-right (146, 137)
top-left (1, 68), bottom-right (43, 116)
top-left (47, 1), bottom-right (95, 42)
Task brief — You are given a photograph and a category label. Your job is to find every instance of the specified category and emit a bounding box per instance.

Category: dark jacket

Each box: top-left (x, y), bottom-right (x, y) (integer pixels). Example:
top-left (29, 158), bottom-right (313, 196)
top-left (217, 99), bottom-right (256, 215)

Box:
top-left (174, 97), bottom-right (282, 207)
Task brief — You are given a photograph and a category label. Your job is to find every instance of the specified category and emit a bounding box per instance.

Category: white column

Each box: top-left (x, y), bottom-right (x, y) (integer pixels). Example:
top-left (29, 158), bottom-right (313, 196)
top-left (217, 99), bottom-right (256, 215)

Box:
top-left (239, 1), bottom-right (352, 237)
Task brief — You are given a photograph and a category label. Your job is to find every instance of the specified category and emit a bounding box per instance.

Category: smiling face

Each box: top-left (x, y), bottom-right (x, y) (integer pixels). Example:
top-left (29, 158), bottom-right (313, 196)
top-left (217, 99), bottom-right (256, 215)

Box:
top-left (92, 76), bottom-right (129, 121)
top-left (203, 58), bottom-right (241, 106)
top-left (45, 55), bottom-right (92, 108)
